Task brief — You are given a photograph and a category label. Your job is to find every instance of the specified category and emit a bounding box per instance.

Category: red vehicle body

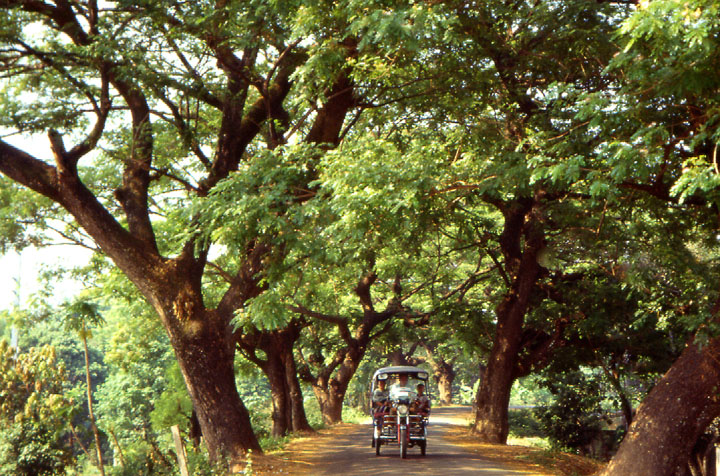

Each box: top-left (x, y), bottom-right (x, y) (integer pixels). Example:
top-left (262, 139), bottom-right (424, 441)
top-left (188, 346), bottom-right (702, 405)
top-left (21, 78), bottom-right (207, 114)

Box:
top-left (370, 366), bottom-right (431, 458)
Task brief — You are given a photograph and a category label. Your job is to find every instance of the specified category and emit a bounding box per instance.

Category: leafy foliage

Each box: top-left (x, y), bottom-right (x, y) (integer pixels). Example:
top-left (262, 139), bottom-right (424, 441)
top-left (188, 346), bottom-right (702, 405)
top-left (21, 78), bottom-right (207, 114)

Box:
top-left (0, 341), bottom-right (75, 476)
top-left (534, 370), bottom-right (610, 454)
top-left (1, 0), bottom-right (720, 470)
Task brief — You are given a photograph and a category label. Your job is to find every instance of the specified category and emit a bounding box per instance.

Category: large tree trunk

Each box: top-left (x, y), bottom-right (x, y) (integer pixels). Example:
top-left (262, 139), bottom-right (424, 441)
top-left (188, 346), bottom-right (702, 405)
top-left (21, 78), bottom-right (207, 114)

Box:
top-left (284, 345), bottom-right (313, 433)
top-left (167, 309), bottom-right (262, 462)
top-left (419, 341), bottom-right (455, 405)
top-left (472, 198), bottom-right (545, 443)
top-left (434, 362), bottom-right (456, 406)
top-left (303, 342), bottom-right (371, 425)
top-left (265, 351), bottom-right (292, 437)
top-left (259, 329), bottom-right (313, 436)
top-left (312, 385), bottom-right (345, 424)
top-left (153, 262), bottom-right (263, 465)
top-left (310, 354), bottom-right (360, 425)
top-left (601, 336), bottom-right (720, 476)
top-left (472, 303), bottom-right (525, 443)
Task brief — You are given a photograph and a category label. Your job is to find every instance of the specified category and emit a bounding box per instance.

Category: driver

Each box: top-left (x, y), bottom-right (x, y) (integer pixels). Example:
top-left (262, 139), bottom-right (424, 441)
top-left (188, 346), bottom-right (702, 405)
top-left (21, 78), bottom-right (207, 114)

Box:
top-left (389, 373), bottom-right (415, 400)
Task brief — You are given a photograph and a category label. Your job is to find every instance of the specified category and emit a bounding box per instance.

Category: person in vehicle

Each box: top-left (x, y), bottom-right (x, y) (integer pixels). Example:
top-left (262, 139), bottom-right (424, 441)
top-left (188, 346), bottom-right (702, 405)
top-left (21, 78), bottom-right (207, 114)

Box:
top-left (372, 378), bottom-right (390, 414)
top-left (412, 383), bottom-right (431, 417)
top-left (372, 378), bottom-right (390, 446)
top-left (389, 373), bottom-right (415, 400)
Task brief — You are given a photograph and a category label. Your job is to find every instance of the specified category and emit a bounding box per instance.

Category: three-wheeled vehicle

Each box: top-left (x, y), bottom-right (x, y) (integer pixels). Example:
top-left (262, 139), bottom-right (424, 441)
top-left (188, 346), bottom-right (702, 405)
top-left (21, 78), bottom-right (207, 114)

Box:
top-left (370, 366), bottom-right (431, 458)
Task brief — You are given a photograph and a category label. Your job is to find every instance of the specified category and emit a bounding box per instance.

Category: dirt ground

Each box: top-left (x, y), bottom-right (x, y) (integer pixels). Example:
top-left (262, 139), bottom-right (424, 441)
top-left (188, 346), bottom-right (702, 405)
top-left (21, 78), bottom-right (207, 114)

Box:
top-left (245, 407), bottom-right (604, 475)
top-left (441, 425), bottom-right (604, 476)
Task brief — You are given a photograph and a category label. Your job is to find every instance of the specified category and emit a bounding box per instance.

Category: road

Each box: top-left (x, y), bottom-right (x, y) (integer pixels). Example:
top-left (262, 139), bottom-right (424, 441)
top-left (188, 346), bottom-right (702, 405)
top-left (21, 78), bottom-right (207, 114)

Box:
top-left (290, 407), bottom-right (536, 475)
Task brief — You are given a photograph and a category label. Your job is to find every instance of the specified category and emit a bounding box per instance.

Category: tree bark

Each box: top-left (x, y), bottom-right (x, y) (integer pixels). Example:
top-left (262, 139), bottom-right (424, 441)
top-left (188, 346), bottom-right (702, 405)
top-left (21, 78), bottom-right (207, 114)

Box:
top-left (601, 336), bottom-right (720, 476)
top-left (307, 350), bottom-right (363, 425)
top-left (472, 303), bottom-right (526, 443)
top-left (472, 198), bottom-right (546, 443)
top-left (386, 343), bottom-right (422, 367)
top-left (251, 327), bottom-right (313, 436)
top-left (312, 385), bottom-right (346, 424)
top-left (435, 362), bottom-right (456, 406)
top-left (420, 341), bottom-right (456, 405)
top-left (265, 352), bottom-right (291, 437)
top-left (284, 345), bottom-right (313, 433)
top-left (162, 304), bottom-right (262, 462)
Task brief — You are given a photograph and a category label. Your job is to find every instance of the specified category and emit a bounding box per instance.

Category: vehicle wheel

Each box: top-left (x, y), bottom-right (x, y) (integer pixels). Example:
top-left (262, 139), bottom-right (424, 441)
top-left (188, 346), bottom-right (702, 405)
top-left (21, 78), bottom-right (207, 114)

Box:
top-left (420, 440), bottom-right (426, 456)
top-left (400, 428), bottom-right (407, 459)
top-left (376, 439), bottom-right (381, 456)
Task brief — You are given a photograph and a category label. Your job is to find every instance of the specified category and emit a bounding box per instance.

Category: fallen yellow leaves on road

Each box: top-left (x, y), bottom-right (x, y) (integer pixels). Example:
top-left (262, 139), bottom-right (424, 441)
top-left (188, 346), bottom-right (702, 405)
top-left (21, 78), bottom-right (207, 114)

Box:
top-left (441, 425), bottom-right (604, 476)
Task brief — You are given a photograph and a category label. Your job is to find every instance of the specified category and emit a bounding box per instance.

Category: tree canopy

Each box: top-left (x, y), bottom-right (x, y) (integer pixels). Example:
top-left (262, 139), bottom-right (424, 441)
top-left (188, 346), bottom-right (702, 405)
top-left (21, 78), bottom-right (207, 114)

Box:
top-left (2, 0), bottom-right (720, 474)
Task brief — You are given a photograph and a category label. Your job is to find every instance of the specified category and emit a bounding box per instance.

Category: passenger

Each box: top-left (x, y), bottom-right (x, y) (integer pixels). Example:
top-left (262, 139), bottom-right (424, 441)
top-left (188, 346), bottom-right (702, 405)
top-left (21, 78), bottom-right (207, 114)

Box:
top-left (412, 383), bottom-right (431, 417)
top-left (372, 379), bottom-right (390, 445)
top-left (372, 379), bottom-right (390, 414)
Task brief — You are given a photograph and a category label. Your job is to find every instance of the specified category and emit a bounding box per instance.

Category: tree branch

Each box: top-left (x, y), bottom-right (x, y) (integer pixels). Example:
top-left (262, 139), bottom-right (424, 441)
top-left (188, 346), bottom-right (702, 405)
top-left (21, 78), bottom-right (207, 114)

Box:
top-left (289, 304), bottom-right (353, 345)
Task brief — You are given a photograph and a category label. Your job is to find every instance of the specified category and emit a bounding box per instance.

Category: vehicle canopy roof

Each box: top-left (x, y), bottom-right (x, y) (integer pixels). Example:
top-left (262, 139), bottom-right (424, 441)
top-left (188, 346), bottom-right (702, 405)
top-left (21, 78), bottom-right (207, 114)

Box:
top-left (372, 366), bottom-right (429, 382)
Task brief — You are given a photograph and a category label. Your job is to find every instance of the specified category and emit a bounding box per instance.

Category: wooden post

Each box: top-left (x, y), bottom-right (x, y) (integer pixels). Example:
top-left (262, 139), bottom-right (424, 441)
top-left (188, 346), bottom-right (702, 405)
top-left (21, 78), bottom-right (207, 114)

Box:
top-left (171, 425), bottom-right (190, 476)
top-left (715, 444), bottom-right (720, 476)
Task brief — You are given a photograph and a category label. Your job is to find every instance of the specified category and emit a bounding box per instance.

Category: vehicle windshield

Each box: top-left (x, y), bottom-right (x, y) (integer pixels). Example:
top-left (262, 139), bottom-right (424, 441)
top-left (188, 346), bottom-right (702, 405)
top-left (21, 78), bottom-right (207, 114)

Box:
top-left (376, 374), bottom-right (428, 400)
top-left (387, 375), bottom-right (424, 389)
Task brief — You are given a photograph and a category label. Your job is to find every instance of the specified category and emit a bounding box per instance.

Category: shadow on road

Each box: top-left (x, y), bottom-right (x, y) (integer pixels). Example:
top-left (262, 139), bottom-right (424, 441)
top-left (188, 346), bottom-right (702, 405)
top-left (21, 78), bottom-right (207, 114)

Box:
top-left (295, 406), bottom-right (534, 475)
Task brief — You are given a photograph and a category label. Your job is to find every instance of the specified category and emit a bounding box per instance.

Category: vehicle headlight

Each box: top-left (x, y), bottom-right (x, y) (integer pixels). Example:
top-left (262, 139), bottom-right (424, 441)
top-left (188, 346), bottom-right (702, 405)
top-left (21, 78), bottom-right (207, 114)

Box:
top-left (397, 404), bottom-right (409, 416)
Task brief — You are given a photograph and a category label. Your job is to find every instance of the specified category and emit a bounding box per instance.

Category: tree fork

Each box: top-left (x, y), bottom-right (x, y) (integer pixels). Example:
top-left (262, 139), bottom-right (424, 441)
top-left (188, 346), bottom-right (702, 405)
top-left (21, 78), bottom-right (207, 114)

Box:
top-left (251, 328), bottom-right (313, 436)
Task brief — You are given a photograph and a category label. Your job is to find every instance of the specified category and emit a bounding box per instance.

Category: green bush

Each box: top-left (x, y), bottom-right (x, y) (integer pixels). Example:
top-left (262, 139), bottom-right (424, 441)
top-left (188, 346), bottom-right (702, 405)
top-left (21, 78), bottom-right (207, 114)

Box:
top-left (0, 420), bottom-right (74, 476)
top-left (342, 404), bottom-right (369, 424)
top-left (508, 408), bottom-right (544, 438)
top-left (533, 371), bottom-right (606, 453)
top-left (0, 341), bottom-right (76, 475)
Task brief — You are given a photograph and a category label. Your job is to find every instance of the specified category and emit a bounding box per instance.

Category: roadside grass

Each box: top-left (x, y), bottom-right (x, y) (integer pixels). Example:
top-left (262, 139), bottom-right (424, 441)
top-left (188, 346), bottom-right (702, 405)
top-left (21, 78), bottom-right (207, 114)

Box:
top-left (450, 407), bottom-right (602, 475)
top-left (507, 408), bottom-right (551, 448)
top-left (257, 404), bottom-right (367, 452)
top-left (507, 435), bottom-right (550, 448)
top-left (342, 405), bottom-right (370, 424)
top-left (258, 433), bottom-right (293, 452)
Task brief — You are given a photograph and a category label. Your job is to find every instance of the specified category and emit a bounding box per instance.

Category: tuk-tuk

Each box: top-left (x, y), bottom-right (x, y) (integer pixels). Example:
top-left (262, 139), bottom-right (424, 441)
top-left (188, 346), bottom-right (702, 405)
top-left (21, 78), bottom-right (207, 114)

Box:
top-left (370, 366), bottom-right (431, 458)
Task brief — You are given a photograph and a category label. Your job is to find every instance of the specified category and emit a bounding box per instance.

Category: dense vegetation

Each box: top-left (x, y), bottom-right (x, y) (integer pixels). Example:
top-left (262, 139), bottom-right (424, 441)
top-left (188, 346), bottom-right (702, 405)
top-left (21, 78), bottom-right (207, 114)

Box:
top-left (1, 0), bottom-right (719, 474)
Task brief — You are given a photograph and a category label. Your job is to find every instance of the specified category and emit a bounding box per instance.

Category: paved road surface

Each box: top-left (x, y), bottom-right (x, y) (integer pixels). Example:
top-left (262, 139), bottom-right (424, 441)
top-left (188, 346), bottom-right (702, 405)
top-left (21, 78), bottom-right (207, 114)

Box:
top-left (296, 407), bottom-right (534, 475)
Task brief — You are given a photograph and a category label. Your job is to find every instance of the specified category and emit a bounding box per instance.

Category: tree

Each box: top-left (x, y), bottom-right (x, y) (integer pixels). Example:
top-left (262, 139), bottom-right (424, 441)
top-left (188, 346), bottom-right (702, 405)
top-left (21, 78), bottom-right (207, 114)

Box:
top-left (580, 0), bottom-right (720, 472)
top-left (60, 297), bottom-right (107, 476)
top-left (0, 0), bottom-right (444, 463)
top-left (418, 340), bottom-right (458, 405)
top-left (219, 132), bottom-right (454, 424)
top-left (379, 0), bottom-right (636, 444)
top-left (237, 319), bottom-right (313, 436)
top-left (0, 340), bottom-right (75, 476)
top-left (293, 273), bottom-right (402, 424)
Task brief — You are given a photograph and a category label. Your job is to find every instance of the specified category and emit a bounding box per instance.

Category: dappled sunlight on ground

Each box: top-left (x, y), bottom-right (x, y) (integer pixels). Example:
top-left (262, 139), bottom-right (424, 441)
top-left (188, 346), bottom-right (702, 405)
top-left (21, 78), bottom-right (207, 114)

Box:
top-left (247, 407), bottom-right (604, 475)
top-left (442, 425), bottom-right (604, 476)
